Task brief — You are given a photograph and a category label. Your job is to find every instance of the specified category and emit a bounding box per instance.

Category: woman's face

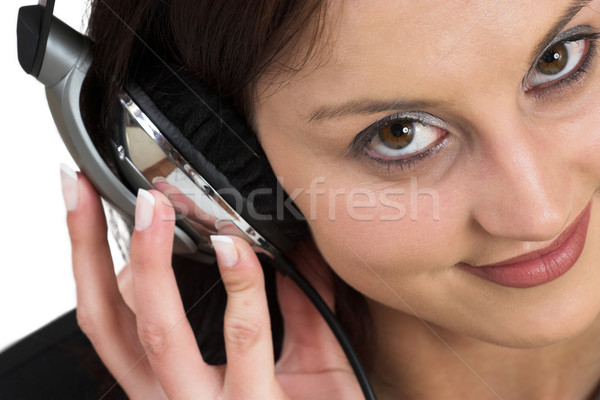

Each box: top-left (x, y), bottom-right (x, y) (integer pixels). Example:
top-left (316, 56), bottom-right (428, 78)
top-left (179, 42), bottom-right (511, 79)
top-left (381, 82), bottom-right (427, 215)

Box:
top-left (254, 0), bottom-right (600, 347)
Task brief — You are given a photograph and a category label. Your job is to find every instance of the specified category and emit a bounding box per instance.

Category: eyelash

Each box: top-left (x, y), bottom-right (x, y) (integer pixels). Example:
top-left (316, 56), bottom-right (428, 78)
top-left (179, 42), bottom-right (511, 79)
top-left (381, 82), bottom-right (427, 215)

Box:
top-left (350, 30), bottom-right (600, 173)
top-left (349, 114), bottom-right (448, 173)
top-left (527, 32), bottom-right (600, 97)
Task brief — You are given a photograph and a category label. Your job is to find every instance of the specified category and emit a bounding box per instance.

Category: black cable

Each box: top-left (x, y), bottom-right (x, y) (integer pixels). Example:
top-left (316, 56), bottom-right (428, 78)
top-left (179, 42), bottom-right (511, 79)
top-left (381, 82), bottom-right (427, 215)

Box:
top-left (273, 253), bottom-right (378, 400)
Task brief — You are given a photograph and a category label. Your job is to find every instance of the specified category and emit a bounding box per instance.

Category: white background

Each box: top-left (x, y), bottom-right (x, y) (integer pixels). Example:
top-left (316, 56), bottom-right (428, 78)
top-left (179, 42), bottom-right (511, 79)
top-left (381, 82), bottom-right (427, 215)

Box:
top-left (0, 1), bottom-right (124, 351)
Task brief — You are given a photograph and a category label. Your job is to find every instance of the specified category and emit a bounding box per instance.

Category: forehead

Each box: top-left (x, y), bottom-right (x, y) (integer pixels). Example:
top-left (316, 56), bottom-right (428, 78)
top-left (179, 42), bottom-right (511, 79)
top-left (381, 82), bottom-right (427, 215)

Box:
top-left (329, 0), bottom-right (526, 61)
top-left (258, 0), bottom-right (584, 108)
top-left (323, 1), bottom-right (565, 88)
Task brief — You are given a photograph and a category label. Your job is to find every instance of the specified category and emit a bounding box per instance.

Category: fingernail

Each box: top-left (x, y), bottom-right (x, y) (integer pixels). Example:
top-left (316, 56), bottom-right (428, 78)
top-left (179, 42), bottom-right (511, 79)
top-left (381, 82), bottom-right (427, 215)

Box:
top-left (151, 176), bottom-right (168, 185)
top-left (135, 189), bottom-right (155, 231)
top-left (214, 219), bottom-right (231, 231)
top-left (60, 163), bottom-right (79, 211)
top-left (210, 235), bottom-right (238, 268)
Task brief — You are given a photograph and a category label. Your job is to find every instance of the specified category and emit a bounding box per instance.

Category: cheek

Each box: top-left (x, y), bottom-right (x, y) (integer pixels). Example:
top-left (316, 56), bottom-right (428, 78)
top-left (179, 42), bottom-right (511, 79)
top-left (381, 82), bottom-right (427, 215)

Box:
top-left (541, 91), bottom-right (600, 199)
top-left (573, 100), bottom-right (600, 189)
top-left (271, 160), bottom-right (473, 305)
top-left (532, 70), bottom-right (600, 190)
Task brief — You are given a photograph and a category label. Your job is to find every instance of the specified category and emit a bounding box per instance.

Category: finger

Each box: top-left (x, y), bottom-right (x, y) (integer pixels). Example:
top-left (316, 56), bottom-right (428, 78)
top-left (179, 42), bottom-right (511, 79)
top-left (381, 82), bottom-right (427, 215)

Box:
top-left (211, 235), bottom-right (283, 398)
top-left (151, 176), bottom-right (218, 230)
top-left (62, 165), bottom-right (163, 398)
top-left (129, 189), bottom-right (219, 399)
top-left (64, 165), bottom-right (120, 312)
top-left (116, 263), bottom-right (135, 313)
top-left (276, 236), bottom-right (346, 372)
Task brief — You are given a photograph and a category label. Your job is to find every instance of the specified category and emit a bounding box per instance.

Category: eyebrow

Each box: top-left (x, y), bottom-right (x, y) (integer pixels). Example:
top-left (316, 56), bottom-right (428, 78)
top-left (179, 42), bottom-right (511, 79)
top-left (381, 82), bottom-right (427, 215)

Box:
top-left (306, 0), bottom-right (593, 123)
top-left (306, 99), bottom-right (440, 122)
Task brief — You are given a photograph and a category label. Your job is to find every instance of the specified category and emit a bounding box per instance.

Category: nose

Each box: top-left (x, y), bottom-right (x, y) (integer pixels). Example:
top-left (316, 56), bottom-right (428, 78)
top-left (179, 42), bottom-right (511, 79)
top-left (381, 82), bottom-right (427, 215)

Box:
top-left (469, 110), bottom-right (573, 242)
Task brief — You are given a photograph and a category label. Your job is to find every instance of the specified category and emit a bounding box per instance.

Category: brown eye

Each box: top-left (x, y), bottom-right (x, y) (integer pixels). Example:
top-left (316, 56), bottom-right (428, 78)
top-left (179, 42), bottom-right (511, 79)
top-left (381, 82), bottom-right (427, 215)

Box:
top-left (366, 119), bottom-right (445, 159)
top-left (379, 122), bottom-right (415, 149)
top-left (523, 37), bottom-right (589, 90)
top-left (537, 42), bottom-right (568, 75)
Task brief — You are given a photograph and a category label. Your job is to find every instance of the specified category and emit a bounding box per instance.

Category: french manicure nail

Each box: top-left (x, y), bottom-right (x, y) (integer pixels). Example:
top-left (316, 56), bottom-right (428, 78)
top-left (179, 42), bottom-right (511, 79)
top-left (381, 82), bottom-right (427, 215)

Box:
top-left (214, 219), bottom-right (231, 231)
top-left (135, 189), bottom-right (155, 231)
top-left (151, 176), bottom-right (168, 185)
top-left (60, 163), bottom-right (79, 211)
top-left (210, 235), bottom-right (239, 268)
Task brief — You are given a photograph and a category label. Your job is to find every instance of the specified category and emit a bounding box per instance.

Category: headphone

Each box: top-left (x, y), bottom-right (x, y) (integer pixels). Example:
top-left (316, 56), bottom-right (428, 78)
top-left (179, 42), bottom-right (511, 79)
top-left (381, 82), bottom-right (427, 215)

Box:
top-left (17, 1), bottom-right (376, 398)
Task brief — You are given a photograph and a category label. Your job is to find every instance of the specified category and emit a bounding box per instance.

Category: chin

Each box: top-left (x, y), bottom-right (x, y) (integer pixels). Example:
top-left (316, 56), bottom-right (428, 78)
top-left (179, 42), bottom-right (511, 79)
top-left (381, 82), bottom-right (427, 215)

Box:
top-left (488, 313), bottom-right (600, 349)
top-left (468, 280), bottom-right (600, 349)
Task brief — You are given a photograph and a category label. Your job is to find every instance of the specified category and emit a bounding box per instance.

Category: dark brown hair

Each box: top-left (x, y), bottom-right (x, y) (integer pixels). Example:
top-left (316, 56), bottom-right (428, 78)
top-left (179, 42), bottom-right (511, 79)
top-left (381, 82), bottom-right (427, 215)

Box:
top-left (82, 0), bottom-right (373, 385)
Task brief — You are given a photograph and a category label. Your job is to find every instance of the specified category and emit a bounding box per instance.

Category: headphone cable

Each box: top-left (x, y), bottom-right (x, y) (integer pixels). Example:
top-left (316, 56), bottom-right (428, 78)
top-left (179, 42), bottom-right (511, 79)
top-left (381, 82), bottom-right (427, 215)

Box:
top-left (274, 254), bottom-right (378, 400)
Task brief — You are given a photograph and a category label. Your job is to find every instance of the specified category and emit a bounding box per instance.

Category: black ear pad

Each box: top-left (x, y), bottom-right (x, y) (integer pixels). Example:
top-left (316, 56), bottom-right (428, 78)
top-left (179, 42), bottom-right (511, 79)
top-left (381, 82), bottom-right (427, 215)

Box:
top-left (126, 64), bottom-right (309, 252)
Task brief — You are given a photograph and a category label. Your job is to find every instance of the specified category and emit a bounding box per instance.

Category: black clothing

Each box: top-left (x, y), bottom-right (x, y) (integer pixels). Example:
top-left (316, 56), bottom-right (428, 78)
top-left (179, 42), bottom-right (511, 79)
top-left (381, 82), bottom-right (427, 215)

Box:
top-left (0, 309), bottom-right (127, 399)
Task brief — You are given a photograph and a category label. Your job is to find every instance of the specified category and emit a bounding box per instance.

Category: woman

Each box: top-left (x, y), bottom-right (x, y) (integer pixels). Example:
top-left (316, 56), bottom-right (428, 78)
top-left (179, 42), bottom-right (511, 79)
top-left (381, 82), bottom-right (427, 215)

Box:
top-left (23, 0), bottom-right (600, 398)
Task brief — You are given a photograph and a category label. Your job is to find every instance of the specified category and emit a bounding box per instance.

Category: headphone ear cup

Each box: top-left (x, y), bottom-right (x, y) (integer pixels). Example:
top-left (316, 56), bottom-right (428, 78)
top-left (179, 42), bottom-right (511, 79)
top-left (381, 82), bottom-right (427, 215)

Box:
top-left (129, 64), bottom-right (308, 251)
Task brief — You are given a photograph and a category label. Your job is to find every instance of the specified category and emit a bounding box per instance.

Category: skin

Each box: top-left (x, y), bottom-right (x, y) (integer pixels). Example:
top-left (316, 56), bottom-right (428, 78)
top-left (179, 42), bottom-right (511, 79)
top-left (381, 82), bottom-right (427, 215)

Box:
top-left (65, 0), bottom-right (600, 399)
top-left (253, 0), bottom-right (600, 398)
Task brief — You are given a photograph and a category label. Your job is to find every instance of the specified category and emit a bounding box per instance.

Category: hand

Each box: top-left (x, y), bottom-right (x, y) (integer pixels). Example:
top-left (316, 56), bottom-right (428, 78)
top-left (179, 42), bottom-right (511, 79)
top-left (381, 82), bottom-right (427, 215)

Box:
top-left (61, 165), bottom-right (363, 399)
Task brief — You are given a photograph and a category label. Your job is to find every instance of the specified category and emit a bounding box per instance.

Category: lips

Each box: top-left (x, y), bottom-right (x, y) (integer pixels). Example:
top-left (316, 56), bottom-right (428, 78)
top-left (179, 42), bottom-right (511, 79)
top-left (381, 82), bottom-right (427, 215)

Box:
top-left (458, 201), bottom-right (592, 288)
